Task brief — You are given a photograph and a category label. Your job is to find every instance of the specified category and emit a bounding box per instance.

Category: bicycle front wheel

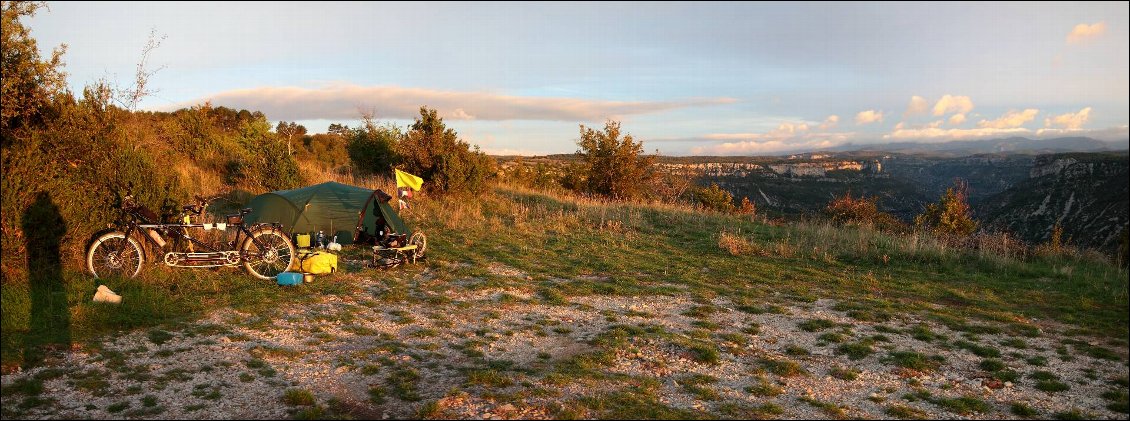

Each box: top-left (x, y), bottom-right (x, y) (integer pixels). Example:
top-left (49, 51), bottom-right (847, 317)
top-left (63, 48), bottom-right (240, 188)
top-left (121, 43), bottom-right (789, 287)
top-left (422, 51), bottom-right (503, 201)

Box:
top-left (86, 231), bottom-right (144, 279)
top-left (241, 228), bottom-right (295, 280)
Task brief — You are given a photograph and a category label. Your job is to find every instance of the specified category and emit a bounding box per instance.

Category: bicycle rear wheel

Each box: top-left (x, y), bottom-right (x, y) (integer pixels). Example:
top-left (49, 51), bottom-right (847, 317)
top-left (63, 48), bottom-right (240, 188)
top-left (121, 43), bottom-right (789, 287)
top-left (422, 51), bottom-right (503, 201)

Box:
top-left (409, 231), bottom-right (427, 260)
top-left (86, 231), bottom-right (144, 279)
top-left (241, 228), bottom-right (295, 280)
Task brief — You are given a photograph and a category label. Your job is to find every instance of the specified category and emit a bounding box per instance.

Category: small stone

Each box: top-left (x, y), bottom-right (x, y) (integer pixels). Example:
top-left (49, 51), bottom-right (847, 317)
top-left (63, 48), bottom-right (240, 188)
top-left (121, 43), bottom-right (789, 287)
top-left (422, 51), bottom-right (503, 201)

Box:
top-left (499, 404), bottom-right (516, 412)
top-left (1004, 381), bottom-right (1014, 388)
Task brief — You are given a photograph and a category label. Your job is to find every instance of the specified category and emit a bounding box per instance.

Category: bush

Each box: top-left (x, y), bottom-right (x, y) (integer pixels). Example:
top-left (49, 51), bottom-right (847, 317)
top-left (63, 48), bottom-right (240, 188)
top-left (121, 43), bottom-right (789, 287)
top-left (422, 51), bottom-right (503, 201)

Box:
top-left (575, 120), bottom-right (656, 200)
top-left (397, 107), bottom-right (494, 195)
top-left (346, 117), bottom-right (400, 176)
top-left (738, 197), bottom-right (757, 217)
top-left (826, 192), bottom-right (904, 231)
top-left (915, 179), bottom-right (977, 238)
top-left (695, 183), bottom-right (735, 213)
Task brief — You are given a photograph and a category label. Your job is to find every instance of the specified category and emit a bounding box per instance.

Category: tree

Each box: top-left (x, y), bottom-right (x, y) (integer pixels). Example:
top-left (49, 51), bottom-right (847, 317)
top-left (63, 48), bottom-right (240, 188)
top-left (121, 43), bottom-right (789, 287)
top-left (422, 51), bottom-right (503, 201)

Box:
top-left (327, 123), bottom-right (350, 136)
top-left (576, 120), bottom-right (656, 200)
top-left (1, 1), bottom-right (68, 138)
top-left (695, 183), bottom-right (735, 213)
top-left (397, 107), bottom-right (493, 194)
top-left (915, 179), bottom-right (977, 238)
top-left (275, 120), bottom-right (307, 156)
top-left (346, 114), bottom-right (400, 176)
top-left (114, 28), bottom-right (165, 111)
top-left (738, 197), bottom-right (756, 217)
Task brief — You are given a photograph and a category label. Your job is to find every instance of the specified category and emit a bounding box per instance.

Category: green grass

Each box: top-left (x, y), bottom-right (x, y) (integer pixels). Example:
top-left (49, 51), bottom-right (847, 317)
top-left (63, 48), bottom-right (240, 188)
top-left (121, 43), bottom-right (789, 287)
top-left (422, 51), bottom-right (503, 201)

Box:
top-left (282, 389), bottom-right (316, 406)
top-left (465, 368), bottom-right (514, 388)
top-left (817, 332), bottom-right (847, 343)
top-left (798, 318), bottom-right (836, 332)
top-left (574, 386), bottom-right (704, 419)
top-left (798, 396), bottom-right (845, 418)
top-left (828, 366), bottom-right (859, 381)
top-left (1010, 402), bottom-right (1038, 417)
top-left (954, 340), bottom-right (1002, 358)
top-left (387, 367), bottom-right (422, 402)
top-left (1101, 389), bottom-right (1129, 414)
top-left (106, 401), bottom-right (130, 413)
top-left (836, 340), bottom-right (876, 360)
top-left (886, 351), bottom-right (944, 372)
top-left (745, 377), bottom-right (783, 397)
top-left (886, 404), bottom-right (928, 419)
top-left (934, 395), bottom-right (992, 415)
top-left (1035, 380), bottom-right (1071, 392)
top-left (679, 374), bottom-right (719, 401)
top-left (978, 359), bottom-right (1006, 372)
top-left (1053, 409), bottom-right (1093, 420)
top-left (784, 345), bottom-right (811, 356)
top-left (759, 357), bottom-right (807, 377)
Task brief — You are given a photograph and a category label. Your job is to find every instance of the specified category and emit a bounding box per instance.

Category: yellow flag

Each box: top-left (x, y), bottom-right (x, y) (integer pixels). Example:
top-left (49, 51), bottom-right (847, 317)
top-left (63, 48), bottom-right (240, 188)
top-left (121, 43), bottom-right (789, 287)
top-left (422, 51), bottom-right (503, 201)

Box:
top-left (395, 169), bottom-right (424, 191)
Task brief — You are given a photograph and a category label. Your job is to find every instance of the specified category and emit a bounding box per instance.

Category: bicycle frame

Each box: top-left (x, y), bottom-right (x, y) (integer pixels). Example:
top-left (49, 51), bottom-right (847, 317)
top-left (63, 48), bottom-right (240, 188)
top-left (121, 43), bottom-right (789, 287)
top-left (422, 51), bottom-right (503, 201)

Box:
top-left (115, 205), bottom-right (282, 267)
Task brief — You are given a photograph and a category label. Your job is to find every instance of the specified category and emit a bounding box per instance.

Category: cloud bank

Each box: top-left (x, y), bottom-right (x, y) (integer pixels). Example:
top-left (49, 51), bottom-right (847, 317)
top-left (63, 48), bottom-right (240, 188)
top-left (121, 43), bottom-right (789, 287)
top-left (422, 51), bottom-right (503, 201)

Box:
top-left (165, 84), bottom-right (736, 122)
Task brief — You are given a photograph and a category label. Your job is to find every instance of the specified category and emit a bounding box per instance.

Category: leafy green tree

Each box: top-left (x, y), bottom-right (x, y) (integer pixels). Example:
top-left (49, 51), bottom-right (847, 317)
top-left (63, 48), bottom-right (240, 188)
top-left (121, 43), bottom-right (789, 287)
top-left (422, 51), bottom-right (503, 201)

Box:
top-left (575, 120), bottom-right (656, 200)
top-left (695, 183), bottom-right (735, 213)
top-left (397, 107), bottom-right (493, 194)
top-left (346, 116), bottom-right (401, 176)
top-left (915, 179), bottom-right (978, 238)
top-left (275, 120), bottom-right (307, 156)
top-left (1, 1), bottom-right (68, 139)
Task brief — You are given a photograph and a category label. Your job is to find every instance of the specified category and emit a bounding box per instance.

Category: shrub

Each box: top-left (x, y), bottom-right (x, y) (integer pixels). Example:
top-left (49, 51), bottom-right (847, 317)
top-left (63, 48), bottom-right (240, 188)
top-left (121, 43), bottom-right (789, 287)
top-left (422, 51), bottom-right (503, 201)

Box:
top-left (575, 120), bottom-right (656, 200)
top-left (738, 196), bottom-right (757, 217)
top-left (915, 179), bottom-right (977, 238)
top-left (718, 232), bottom-right (751, 256)
top-left (825, 192), bottom-right (904, 231)
top-left (398, 107), bottom-right (494, 195)
top-left (346, 116), bottom-right (400, 176)
top-left (695, 183), bottom-right (735, 213)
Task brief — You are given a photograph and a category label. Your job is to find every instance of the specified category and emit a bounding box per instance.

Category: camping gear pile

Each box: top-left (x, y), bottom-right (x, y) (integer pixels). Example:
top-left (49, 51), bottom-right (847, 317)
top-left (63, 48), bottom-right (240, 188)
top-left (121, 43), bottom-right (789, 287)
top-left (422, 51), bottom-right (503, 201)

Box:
top-left (243, 178), bottom-right (427, 285)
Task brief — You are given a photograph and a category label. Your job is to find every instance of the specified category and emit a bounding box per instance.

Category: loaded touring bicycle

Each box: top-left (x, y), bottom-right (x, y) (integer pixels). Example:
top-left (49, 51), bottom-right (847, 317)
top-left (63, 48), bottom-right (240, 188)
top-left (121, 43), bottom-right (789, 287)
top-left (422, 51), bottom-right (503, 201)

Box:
top-left (86, 194), bottom-right (295, 280)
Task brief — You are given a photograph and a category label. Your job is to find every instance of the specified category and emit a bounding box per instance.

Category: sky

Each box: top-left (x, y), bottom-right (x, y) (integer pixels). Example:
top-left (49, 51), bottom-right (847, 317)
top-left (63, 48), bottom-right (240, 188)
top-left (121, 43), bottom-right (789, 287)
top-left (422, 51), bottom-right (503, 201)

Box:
top-left (27, 1), bottom-right (1130, 156)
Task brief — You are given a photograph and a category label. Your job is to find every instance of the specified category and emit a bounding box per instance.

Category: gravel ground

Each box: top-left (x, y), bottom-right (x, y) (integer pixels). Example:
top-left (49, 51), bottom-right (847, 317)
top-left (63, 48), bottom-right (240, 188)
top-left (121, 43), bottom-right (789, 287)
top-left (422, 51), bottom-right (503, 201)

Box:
top-left (2, 263), bottom-right (1128, 420)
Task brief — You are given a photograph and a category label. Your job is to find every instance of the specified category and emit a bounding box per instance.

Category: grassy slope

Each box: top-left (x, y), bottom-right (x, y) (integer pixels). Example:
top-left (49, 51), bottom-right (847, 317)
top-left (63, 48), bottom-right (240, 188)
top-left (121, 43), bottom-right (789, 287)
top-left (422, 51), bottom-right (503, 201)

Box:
top-left (2, 185), bottom-right (1128, 419)
top-left (414, 186), bottom-right (1127, 338)
top-left (3, 185), bottom-right (1126, 368)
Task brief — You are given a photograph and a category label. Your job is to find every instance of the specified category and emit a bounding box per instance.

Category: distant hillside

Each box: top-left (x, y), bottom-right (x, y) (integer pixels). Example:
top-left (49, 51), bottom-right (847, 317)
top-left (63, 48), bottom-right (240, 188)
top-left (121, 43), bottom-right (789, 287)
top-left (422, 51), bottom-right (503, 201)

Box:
top-left (830, 137), bottom-right (1122, 157)
top-left (977, 152), bottom-right (1130, 252)
top-left (881, 154), bottom-right (1033, 205)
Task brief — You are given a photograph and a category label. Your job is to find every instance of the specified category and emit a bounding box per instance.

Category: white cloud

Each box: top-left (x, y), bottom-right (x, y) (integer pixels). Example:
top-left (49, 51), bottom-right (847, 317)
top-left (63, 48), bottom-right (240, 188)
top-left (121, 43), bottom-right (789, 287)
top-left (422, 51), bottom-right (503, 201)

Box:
top-left (948, 113), bottom-right (966, 126)
top-left (691, 132), bottom-right (852, 155)
top-left (688, 117), bottom-right (856, 154)
top-left (904, 95), bottom-right (929, 117)
top-left (818, 115), bottom-right (840, 131)
top-left (977, 109), bottom-right (1039, 129)
top-left (163, 84), bottom-right (736, 122)
top-left (855, 110), bottom-right (883, 125)
top-left (1036, 125), bottom-right (1128, 141)
top-left (885, 127), bottom-right (1032, 141)
top-left (1067, 22), bottom-right (1106, 44)
top-left (449, 108), bottom-right (475, 120)
top-left (887, 124), bottom-right (1127, 143)
top-left (932, 95), bottom-right (974, 116)
top-left (1044, 107), bottom-right (1091, 129)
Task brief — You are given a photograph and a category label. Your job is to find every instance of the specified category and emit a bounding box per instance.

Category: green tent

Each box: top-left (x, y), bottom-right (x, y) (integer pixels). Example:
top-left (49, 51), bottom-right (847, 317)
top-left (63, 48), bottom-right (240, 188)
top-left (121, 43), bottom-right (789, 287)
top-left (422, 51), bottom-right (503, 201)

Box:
top-left (245, 181), bottom-right (409, 245)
